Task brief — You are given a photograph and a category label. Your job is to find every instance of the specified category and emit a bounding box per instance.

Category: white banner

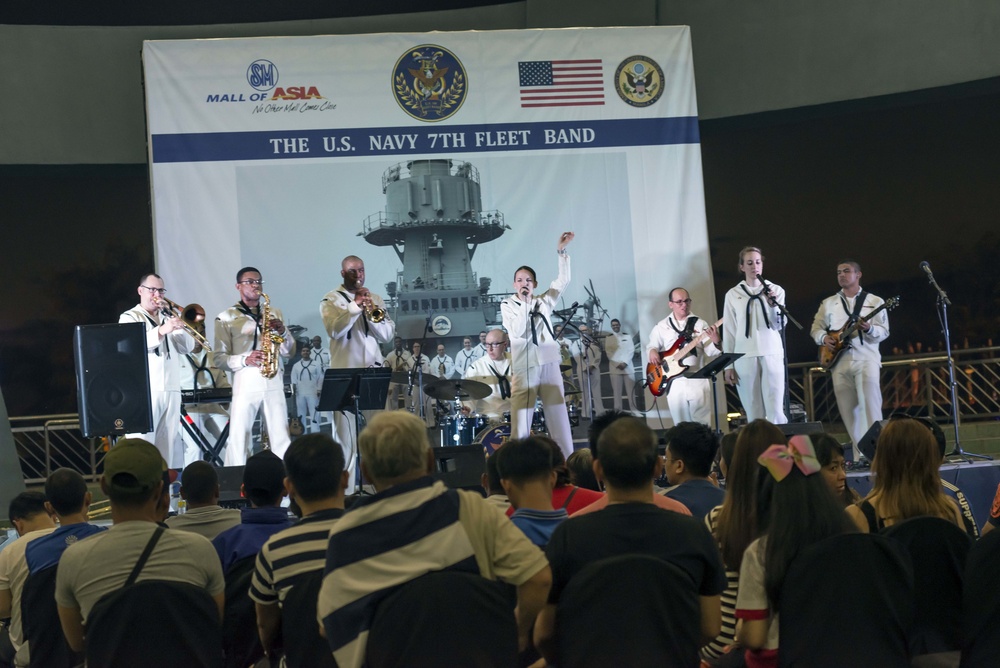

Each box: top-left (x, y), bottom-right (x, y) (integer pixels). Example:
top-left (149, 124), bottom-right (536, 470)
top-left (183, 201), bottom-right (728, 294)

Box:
top-left (142, 27), bottom-right (714, 399)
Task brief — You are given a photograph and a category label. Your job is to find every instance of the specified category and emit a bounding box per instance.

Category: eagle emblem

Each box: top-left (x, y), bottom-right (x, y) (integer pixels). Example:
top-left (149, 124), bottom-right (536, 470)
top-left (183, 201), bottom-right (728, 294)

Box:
top-left (615, 56), bottom-right (665, 108)
top-left (392, 45), bottom-right (467, 122)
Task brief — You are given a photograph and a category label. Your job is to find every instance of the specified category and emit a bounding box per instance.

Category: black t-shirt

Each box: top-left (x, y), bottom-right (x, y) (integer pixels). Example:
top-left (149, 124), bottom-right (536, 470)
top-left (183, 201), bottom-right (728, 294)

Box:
top-left (545, 502), bottom-right (727, 603)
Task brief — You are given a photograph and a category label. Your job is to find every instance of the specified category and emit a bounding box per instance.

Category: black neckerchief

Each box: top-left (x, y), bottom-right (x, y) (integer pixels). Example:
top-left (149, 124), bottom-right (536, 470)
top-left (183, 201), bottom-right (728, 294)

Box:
top-left (739, 284), bottom-right (771, 338)
top-left (525, 300), bottom-right (555, 346)
top-left (185, 352), bottom-right (216, 389)
top-left (489, 362), bottom-right (511, 400)
top-left (235, 300), bottom-right (261, 349)
top-left (838, 290), bottom-right (869, 346)
top-left (297, 358), bottom-right (320, 380)
top-left (139, 309), bottom-right (168, 358)
top-left (337, 290), bottom-right (368, 340)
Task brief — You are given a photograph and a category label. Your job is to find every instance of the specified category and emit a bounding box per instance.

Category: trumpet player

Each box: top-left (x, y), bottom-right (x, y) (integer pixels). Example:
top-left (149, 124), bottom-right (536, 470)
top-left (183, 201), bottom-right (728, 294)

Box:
top-left (214, 267), bottom-right (295, 465)
top-left (119, 273), bottom-right (196, 466)
top-left (320, 255), bottom-right (395, 492)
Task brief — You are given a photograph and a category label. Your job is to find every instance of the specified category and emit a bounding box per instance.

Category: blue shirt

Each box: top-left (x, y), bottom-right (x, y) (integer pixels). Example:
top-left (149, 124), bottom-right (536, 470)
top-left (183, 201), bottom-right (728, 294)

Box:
top-left (25, 523), bottom-right (107, 573)
top-left (510, 507), bottom-right (569, 547)
top-left (664, 479), bottom-right (726, 521)
top-left (212, 506), bottom-right (293, 573)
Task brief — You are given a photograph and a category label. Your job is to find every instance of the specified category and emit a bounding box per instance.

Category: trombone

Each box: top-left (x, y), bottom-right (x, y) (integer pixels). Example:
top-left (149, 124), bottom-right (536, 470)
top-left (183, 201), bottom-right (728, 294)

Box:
top-left (156, 296), bottom-right (213, 352)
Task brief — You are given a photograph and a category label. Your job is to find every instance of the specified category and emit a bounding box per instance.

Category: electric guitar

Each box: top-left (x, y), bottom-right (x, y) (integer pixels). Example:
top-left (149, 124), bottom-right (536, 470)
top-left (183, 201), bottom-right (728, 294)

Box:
top-left (818, 296), bottom-right (899, 371)
top-left (646, 318), bottom-right (723, 397)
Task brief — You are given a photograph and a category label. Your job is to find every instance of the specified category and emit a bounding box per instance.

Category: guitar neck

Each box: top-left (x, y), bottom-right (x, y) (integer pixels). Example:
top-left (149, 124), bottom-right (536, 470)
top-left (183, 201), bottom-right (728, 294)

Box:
top-left (667, 318), bottom-right (723, 361)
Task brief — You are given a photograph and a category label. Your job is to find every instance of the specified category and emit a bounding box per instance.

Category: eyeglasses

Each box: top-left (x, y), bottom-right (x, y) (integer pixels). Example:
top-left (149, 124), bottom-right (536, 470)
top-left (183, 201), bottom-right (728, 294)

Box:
top-left (669, 298), bottom-right (692, 305)
top-left (239, 279), bottom-right (264, 286)
top-left (141, 286), bottom-right (167, 295)
top-left (485, 342), bottom-right (507, 349)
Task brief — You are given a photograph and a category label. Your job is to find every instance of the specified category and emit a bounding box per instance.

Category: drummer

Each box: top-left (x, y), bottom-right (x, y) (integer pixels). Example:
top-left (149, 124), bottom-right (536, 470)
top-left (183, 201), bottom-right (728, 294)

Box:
top-left (462, 328), bottom-right (512, 422)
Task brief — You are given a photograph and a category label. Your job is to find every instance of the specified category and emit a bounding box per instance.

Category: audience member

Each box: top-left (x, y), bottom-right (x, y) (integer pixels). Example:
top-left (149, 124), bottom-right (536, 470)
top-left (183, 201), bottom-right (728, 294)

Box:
top-left (735, 436), bottom-right (856, 668)
top-left (533, 417), bottom-right (726, 662)
top-left (702, 419), bottom-right (784, 665)
top-left (495, 436), bottom-right (568, 546)
top-left (480, 453), bottom-right (511, 512)
top-left (55, 438), bottom-right (224, 653)
top-left (916, 414), bottom-right (979, 537)
top-left (718, 429), bottom-right (740, 482)
top-left (846, 418), bottom-right (964, 533)
top-left (165, 461), bottom-right (241, 540)
top-left (212, 451), bottom-right (292, 573)
top-left (318, 411), bottom-right (551, 668)
top-left (663, 421), bottom-right (727, 520)
top-left (565, 448), bottom-right (601, 492)
top-left (573, 410), bottom-right (689, 516)
top-left (812, 433), bottom-right (861, 507)
top-left (0, 492), bottom-right (56, 667)
top-left (504, 436), bottom-right (605, 517)
top-left (250, 434), bottom-right (349, 664)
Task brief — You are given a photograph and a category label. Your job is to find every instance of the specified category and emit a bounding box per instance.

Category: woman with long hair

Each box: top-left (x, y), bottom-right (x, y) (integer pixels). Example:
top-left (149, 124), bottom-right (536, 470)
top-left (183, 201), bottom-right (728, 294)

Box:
top-left (812, 433), bottom-right (862, 507)
top-left (735, 436), bottom-right (856, 668)
top-left (845, 418), bottom-right (963, 533)
top-left (701, 419), bottom-right (784, 666)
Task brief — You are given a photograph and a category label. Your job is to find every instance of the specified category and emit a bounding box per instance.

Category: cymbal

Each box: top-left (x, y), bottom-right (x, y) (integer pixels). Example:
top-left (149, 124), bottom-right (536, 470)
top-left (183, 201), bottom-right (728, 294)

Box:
top-left (564, 389), bottom-right (582, 395)
top-left (390, 371), bottom-right (435, 385)
top-left (425, 378), bottom-right (492, 401)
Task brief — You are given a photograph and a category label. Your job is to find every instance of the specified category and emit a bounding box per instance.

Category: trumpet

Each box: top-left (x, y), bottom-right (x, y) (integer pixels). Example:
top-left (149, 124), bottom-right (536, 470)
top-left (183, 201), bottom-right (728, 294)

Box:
top-left (365, 301), bottom-right (387, 323)
top-left (156, 296), bottom-right (213, 351)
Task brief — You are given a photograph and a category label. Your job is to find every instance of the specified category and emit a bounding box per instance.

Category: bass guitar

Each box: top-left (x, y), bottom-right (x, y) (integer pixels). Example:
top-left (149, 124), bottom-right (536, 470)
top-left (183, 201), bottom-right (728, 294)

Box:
top-left (646, 318), bottom-right (723, 397)
top-left (818, 296), bottom-right (899, 371)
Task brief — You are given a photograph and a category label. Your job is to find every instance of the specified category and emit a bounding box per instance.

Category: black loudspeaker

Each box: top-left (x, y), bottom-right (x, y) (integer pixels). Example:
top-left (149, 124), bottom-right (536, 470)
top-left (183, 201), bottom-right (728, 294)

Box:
top-left (779, 422), bottom-right (825, 437)
top-left (73, 323), bottom-right (152, 438)
top-left (858, 420), bottom-right (887, 462)
top-left (215, 465), bottom-right (248, 506)
top-left (432, 445), bottom-right (485, 491)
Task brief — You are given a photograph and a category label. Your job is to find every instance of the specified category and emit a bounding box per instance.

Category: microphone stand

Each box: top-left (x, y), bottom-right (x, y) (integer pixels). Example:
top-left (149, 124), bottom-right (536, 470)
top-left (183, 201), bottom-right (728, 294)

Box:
top-left (759, 276), bottom-right (803, 421)
top-left (412, 310), bottom-right (433, 425)
top-left (926, 274), bottom-right (990, 461)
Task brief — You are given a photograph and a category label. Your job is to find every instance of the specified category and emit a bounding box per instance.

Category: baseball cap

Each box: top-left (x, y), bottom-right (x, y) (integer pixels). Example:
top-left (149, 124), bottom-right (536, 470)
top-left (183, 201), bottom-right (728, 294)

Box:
top-left (243, 450), bottom-right (286, 498)
top-left (104, 438), bottom-right (170, 495)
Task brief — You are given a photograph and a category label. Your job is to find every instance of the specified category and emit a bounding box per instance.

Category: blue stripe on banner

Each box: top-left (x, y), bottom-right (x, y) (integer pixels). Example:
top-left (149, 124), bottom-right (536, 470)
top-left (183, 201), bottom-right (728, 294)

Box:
top-left (150, 117), bottom-right (699, 163)
top-left (325, 491), bottom-right (463, 571)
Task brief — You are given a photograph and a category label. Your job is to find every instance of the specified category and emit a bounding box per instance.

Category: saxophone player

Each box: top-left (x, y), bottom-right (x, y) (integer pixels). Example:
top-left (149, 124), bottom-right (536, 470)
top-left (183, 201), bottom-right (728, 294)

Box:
top-left (320, 255), bottom-right (395, 492)
top-left (214, 267), bottom-right (295, 465)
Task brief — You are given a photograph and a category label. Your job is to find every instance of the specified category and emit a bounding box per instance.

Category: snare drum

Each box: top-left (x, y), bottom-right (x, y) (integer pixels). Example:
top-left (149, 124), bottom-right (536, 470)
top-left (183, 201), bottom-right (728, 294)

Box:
top-left (442, 414), bottom-right (490, 446)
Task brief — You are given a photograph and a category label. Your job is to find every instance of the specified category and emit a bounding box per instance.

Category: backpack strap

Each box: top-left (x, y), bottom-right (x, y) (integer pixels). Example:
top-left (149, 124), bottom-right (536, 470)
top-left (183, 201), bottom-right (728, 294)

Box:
top-left (124, 526), bottom-right (166, 588)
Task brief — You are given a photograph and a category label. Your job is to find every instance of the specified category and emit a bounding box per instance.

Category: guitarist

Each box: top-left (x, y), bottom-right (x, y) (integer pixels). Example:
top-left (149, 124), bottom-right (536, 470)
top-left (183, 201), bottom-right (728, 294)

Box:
top-left (646, 288), bottom-right (721, 425)
top-left (810, 260), bottom-right (890, 463)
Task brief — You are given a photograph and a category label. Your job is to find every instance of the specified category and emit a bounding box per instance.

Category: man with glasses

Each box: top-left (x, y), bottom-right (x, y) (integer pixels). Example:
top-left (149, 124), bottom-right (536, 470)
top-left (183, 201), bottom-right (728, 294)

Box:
top-left (213, 267), bottom-right (295, 465)
top-left (462, 329), bottom-right (512, 421)
top-left (646, 288), bottom-right (721, 426)
top-left (119, 273), bottom-right (195, 465)
top-left (811, 260), bottom-right (889, 464)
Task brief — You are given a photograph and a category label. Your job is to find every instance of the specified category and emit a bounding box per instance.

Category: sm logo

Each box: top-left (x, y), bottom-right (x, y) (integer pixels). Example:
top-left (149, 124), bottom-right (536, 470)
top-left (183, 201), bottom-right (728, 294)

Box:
top-left (247, 60), bottom-right (279, 92)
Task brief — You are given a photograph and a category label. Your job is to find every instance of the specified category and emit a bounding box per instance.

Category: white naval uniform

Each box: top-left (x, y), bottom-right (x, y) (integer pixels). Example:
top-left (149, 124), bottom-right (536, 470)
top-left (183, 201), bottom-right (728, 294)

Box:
top-left (811, 289), bottom-right (889, 460)
top-left (462, 354), bottom-right (512, 421)
top-left (569, 339), bottom-right (603, 418)
top-left (320, 285), bottom-right (395, 492)
top-left (605, 331), bottom-right (636, 412)
top-left (454, 347), bottom-right (477, 377)
top-left (722, 281), bottom-right (787, 424)
top-left (213, 302), bottom-right (294, 465)
top-left (647, 315), bottom-right (720, 426)
top-left (500, 251), bottom-right (573, 458)
top-left (290, 357), bottom-right (324, 433)
top-left (383, 348), bottom-right (413, 410)
top-left (430, 354), bottom-right (456, 380)
top-left (471, 342), bottom-right (488, 361)
top-left (119, 305), bottom-right (195, 466)
top-left (409, 353), bottom-right (434, 424)
top-left (178, 349), bottom-right (230, 468)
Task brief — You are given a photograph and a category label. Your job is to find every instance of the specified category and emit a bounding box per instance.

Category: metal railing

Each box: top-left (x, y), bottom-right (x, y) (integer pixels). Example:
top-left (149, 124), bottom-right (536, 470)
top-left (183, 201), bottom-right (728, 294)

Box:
top-left (9, 414), bottom-right (105, 484)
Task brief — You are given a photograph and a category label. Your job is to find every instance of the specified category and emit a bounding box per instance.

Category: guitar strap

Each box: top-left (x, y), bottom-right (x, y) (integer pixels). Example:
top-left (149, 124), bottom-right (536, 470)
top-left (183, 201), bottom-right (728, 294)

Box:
top-left (838, 291), bottom-right (868, 346)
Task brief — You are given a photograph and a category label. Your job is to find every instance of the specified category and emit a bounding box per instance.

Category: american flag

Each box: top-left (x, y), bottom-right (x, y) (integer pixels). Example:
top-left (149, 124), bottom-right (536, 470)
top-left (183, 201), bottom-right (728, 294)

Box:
top-left (518, 59), bottom-right (605, 108)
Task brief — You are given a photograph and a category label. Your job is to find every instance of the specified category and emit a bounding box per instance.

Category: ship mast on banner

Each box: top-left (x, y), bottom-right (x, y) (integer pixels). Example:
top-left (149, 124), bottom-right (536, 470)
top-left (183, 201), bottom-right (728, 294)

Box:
top-left (362, 159), bottom-right (508, 341)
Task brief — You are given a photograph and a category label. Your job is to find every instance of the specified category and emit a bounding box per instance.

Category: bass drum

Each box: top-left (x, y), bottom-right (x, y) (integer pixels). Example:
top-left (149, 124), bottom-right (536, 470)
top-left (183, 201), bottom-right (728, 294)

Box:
top-left (478, 424), bottom-right (512, 458)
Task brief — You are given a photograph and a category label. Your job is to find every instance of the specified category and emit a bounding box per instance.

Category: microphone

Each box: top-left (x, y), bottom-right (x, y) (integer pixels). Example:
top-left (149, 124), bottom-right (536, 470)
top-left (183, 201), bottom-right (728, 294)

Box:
top-left (920, 260), bottom-right (951, 305)
top-left (919, 261), bottom-right (933, 278)
top-left (407, 370), bottom-right (415, 396)
top-left (554, 302), bottom-right (580, 317)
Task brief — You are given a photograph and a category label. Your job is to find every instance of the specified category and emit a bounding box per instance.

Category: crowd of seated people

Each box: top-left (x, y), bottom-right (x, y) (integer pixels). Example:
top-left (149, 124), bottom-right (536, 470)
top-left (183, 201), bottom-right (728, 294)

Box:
top-left (2, 410), bottom-right (999, 668)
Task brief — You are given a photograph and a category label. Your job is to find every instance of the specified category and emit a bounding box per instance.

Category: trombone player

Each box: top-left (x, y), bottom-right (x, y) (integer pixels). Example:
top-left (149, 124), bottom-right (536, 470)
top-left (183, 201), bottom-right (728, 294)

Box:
top-left (119, 272), bottom-right (196, 466)
top-left (214, 267), bottom-right (295, 465)
top-left (320, 255), bottom-right (395, 492)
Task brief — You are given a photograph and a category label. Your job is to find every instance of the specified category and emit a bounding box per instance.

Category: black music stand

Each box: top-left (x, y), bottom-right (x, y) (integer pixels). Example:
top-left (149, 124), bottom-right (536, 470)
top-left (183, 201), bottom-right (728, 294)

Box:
top-left (319, 367), bottom-right (392, 491)
top-left (685, 353), bottom-right (743, 436)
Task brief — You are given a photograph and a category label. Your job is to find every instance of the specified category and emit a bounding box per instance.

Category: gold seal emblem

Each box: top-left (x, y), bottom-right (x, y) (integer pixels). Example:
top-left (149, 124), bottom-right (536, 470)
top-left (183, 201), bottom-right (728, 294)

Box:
top-left (614, 56), bottom-right (664, 107)
top-left (392, 45), bottom-right (467, 122)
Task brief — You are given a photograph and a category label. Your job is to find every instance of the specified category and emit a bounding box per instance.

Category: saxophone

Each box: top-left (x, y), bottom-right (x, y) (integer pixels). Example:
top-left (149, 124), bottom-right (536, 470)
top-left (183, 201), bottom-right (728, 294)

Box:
top-left (258, 290), bottom-right (284, 379)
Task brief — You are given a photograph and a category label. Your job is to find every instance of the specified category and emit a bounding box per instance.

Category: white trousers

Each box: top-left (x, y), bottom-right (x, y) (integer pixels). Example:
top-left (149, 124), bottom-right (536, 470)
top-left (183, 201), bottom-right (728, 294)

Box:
top-left (666, 377), bottom-right (713, 426)
top-left (734, 354), bottom-right (787, 424)
top-left (226, 387), bottom-right (291, 465)
top-left (609, 372), bottom-right (634, 412)
top-left (295, 392), bottom-right (319, 433)
top-left (510, 360), bottom-right (573, 459)
top-left (832, 358), bottom-right (883, 460)
top-left (579, 367), bottom-right (603, 418)
top-left (127, 389), bottom-right (181, 467)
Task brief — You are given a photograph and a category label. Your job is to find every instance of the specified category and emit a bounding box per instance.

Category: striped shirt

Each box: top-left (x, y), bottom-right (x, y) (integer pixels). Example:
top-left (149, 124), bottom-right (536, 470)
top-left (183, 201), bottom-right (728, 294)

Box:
top-left (701, 505), bottom-right (740, 663)
top-left (318, 476), bottom-right (548, 668)
top-left (248, 508), bottom-right (344, 606)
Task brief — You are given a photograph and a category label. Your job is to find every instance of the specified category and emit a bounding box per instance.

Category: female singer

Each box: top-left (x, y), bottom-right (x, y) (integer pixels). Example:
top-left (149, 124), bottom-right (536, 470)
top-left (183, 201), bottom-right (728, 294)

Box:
top-left (722, 246), bottom-right (787, 423)
top-left (501, 232), bottom-right (575, 458)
